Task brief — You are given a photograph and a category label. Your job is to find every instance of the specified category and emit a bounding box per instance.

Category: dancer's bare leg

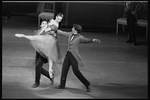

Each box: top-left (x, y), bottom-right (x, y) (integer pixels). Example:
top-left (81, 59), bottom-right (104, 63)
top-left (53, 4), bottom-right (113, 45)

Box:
top-left (15, 34), bottom-right (35, 40)
top-left (48, 60), bottom-right (54, 78)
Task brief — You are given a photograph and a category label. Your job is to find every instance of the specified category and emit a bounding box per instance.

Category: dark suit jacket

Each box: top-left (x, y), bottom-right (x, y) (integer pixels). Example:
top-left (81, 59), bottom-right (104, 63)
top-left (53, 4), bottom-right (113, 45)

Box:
top-left (57, 30), bottom-right (93, 67)
top-left (124, 2), bottom-right (145, 18)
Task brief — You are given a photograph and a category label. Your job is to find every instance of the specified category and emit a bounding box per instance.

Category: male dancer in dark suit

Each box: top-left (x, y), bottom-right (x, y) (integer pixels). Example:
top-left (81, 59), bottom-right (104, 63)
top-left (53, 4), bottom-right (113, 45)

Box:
top-left (125, 1), bottom-right (144, 45)
top-left (56, 24), bottom-right (100, 92)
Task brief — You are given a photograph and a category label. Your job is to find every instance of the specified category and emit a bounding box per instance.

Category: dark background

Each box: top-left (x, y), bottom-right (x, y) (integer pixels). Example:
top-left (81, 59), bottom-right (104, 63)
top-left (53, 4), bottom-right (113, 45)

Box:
top-left (2, 2), bottom-right (148, 31)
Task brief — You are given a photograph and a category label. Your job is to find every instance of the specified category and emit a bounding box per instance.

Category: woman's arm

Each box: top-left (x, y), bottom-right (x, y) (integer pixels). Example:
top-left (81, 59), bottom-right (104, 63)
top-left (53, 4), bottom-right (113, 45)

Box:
top-left (57, 30), bottom-right (71, 37)
top-left (45, 24), bottom-right (58, 32)
top-left (38, 26), bottom-right (47, 35)
top-left (45, 27), bottom-right (51, 32)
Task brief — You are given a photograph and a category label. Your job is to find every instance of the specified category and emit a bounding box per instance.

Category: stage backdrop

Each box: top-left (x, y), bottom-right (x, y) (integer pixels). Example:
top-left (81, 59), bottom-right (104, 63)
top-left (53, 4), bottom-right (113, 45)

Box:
top-left (61, 2), bottom-right (125, 29)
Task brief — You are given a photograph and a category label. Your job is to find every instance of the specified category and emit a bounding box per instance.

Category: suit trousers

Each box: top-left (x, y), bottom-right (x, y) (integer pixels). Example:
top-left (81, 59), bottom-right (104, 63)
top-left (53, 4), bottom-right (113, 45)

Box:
top-left (60, 51), bottom-right (90, 87)
top-left (35, 52), bottom-right (50, 84)
top-left (126, 10), bottom-right (137, 42)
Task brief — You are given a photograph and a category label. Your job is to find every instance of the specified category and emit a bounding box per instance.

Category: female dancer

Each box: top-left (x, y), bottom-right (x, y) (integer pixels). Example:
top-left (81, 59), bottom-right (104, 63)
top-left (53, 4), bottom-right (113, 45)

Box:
top-left (15, 13), bottom-right (63, 87)
top-left (15, 21), bottom-right (57, 78)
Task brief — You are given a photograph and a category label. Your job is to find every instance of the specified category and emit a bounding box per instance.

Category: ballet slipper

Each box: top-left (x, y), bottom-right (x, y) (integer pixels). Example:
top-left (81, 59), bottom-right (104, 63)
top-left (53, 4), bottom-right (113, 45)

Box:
top-left (49, 69), bottom-right (53, 78)
top-left (15, 34), bottom-right (25, 38)
top-left (50, 73), bottom-right (55, 85)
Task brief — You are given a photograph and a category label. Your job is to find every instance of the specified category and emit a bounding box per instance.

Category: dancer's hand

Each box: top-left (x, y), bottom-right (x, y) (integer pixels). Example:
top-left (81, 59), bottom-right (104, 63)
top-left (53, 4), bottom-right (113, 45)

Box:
top-left (93, 39), bottom-right (101, 44)
top-left (15, 34), bottom-right (25, 38)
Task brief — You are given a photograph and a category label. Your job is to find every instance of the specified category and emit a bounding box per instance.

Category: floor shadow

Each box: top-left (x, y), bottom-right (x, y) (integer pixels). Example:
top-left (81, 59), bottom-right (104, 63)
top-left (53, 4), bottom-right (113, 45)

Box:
top-left (34, 85), bottom-right (96, 98)
top-left (2, 82), bottom-right (42, 99)
top-left (134, 42), bottom-right (148, 45)
top-left (8, 65), bottom-right (34, 73)
top-left (33, 84), bottom-right (65, 96)
top-left (64, 87), bottom-right (97, 98)
top-left (92, 83), bottom-right (148, 99)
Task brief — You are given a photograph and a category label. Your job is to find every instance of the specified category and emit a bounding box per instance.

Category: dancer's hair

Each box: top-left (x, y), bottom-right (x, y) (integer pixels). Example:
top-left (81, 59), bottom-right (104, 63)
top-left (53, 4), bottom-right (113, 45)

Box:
top-left (73, 24), bottom-right (82, 33)
top-left (56, 12), bottom-right (64, 18)
top-left (41, 20), bottom-right (47, 24)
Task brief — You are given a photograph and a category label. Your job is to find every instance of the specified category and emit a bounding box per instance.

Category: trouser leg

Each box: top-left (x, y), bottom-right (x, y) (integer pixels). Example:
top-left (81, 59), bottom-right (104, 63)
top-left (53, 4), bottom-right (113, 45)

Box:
top-left (69, 52), bottom-right (90, 87)
top-left (131, 15), bottom-right (137, 42)
top-left (35, 52), bottom-right (40, 65)
top-left (35, 56), bottom-right (44, 84)
top-left (41, 68), bottom-right (50, 79)
top-left (127, 14), bottom-right (132, 41)
top-left (60, 53), bottom-right (71, 87)
top-left (35, 52), bottom-right (51, 81)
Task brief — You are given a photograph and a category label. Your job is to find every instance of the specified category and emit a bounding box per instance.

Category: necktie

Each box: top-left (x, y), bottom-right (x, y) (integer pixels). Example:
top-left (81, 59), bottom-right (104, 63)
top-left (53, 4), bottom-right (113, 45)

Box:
top-left (70, 34), bottom-right (76, 41)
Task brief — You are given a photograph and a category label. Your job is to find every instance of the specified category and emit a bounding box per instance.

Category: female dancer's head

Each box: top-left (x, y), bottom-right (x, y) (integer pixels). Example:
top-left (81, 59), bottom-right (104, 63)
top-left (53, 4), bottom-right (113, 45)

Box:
top-left (55, 12), bottom-right (63, 23)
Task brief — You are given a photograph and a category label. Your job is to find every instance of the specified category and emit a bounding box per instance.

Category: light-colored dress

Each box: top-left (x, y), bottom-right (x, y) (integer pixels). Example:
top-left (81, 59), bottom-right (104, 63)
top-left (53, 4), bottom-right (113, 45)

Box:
top-left (29, 19), bottom-right (60, 63)
top-left (30, 34), bottom-right (58, 62)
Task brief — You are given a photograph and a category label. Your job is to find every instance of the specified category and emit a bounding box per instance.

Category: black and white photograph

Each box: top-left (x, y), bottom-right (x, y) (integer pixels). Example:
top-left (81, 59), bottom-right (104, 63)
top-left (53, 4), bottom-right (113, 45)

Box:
top-left (2, 1), bottom-right (148, 99)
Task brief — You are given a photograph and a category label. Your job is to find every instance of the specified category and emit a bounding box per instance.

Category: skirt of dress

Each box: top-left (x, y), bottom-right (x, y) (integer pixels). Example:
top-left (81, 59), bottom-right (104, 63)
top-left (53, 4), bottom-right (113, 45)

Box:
top-left (29, 35), bottom-right (59, 63)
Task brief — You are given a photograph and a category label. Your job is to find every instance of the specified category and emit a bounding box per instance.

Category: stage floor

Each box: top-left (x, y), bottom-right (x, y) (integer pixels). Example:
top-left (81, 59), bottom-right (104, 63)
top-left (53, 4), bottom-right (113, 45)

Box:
top-left (2, 16), bottom-right (148, 99)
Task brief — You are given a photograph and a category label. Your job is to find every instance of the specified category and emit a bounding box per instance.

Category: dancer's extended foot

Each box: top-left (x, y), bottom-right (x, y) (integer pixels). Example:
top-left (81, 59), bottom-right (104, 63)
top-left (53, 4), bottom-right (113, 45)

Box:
top-left (15, 34), bottom-right (25, 38)
top-left (126, 39), bottom-right (133, 43)
top-left (49, 68), bottom-right (53, 76)
top-left (50, 74), bottom-right (55, 85)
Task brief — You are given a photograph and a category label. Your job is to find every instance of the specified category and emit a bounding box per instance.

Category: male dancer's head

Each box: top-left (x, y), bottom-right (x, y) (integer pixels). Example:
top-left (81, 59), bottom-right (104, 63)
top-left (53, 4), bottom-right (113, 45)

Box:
top-left (72, 24), bottom-right (82, 34)
top-left (40, 21), bottom-right (47, 28)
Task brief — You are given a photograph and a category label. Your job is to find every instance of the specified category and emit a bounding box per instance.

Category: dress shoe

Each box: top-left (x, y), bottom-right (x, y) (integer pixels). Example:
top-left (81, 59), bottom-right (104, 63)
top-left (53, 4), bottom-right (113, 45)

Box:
top-left (86, 86), bottom-right (91, 92)
top-left (55, 85), bottom-right (65, 89)
top-left (32, 83), bottom-right (39, 88)
top-left (126, 40), bottom-right (133, 43)
top-left (133, 42), bottom-right (138, 46)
